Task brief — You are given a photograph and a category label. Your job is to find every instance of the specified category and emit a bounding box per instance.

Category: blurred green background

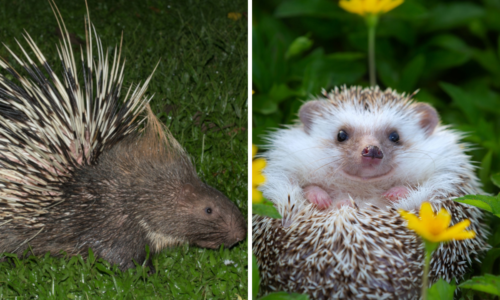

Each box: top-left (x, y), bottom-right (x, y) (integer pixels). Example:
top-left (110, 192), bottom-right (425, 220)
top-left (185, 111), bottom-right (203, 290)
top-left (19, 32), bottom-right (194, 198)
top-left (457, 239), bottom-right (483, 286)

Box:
top-left (252, 0), bottom-right (500, 195)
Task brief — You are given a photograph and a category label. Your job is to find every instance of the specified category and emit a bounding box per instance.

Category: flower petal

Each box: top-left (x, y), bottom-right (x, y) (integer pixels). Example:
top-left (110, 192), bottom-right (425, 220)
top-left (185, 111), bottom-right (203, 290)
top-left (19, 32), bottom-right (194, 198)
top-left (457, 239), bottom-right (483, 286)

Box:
top-left (435, 219), bottom-right (473, 242)
top-left (365, 0), bottom-right (378, 13)
top-left (253, 188), bottom-right (263, 203)
top-left (399, 209), bottom-right (422, 231)
top-left (399, 202), bottom-right (475, 243)
top-left (339, 0), bottom-right (366, 15)
top-left (380, 0), bottom-right (403, 13)
top-left (448, 230), bottom-right (476, 240)
top-left (339, 0), bottom-right (404, 15)
top-left (419, 202), bottom-right (434, 224)
top-left (434, 207), bottom-right (452, 233)
top-left (253, 158), bottom-right (266, 171)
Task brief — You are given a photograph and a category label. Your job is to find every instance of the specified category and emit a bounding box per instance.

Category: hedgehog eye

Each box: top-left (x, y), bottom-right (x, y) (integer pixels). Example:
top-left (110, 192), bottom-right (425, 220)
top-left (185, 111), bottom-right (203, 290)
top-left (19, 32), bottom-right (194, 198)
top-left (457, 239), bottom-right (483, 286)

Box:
top-left (389, 131), bottom-right (400, 143)
top-left (337, 130), bottom-right (348, 142)
top-left (205, 207), bottom-right (212, 214)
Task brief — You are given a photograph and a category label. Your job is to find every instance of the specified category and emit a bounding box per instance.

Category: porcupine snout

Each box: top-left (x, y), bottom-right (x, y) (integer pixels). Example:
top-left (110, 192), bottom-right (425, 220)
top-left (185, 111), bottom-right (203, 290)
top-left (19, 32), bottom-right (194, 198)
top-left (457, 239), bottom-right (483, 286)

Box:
top-left (229, 205), bottom-right (247, 244)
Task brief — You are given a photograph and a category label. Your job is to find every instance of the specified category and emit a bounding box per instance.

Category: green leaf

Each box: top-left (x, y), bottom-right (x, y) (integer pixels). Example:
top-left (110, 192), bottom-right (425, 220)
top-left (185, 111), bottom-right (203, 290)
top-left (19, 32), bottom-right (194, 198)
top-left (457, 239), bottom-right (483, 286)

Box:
top-left (427, 279), bottom-right (456, 300)
top-left (455, 194), bottom-right (500, 216)
top-left (473, 48), bottom-right (500, 75)
top-left (253, 255), bottom-right (260, 298)
top-left (387, 1), bottom-right (427, 20)
top-left (481, 248), bottom-right (500, 274)
top-left (253, 202), bottom-right (282, 219)
top-left (428, 34), bottom-right (472, 55)
top-left (87, 248), bottom-right (95, 268)
top-left (96, 263), bottom-right (113, 276)
top-left (294, 49), bottom-right (366, 94)
top-left (275, 0), bottom-right (344, 18)
top-left (253, 95), bottom-right (279, 115)
top-left (285, 36), bottom-right (313, 59)
top-left (460, 274), bottom-right (500, 296)
top-left (142, 244), bottom-right (150, 267)
top-left (399, 55), bottom-right (425, 92)
top-left (269, 84), bottom-right (299, 103)
top-left (209, 251), bottom-right (216, 266)
top-left (260, 292), bottom-right (310, 300)
top-left (440, 83), bottom-right (479, 124)
top-left (378, 60), bottom-right (399, 88)
top-left (326, 52), bottom-right (365, 60)
top-left (425, 3), bottom-right (485, 32)
top-left (480, 150), bottom-right (493, 187)
top-left (491, 173), bottom-right (500, 188)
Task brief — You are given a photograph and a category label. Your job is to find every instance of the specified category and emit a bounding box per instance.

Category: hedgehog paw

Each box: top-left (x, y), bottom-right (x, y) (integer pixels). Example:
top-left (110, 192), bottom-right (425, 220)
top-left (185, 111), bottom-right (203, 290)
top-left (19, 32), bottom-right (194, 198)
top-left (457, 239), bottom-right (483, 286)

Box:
top-left (303, 185), bottom-right (332, 209)
top-left (383, 186), bottom-right (409, 202)
top-left (335, 199), bottom-right (353, 209)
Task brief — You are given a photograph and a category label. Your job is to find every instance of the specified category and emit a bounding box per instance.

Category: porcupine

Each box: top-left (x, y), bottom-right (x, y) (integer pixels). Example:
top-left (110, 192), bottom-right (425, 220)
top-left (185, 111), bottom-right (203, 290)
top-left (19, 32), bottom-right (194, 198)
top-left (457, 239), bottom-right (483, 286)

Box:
top-left (253, 86), bottom-right (489, 299)
top-left (0, 1), bottom-right (246, 270)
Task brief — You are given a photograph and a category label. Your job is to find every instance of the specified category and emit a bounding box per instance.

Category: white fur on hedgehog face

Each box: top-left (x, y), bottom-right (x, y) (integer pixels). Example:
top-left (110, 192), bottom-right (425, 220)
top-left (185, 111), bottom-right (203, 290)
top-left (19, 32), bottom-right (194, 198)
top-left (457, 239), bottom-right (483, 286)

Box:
top-left (298, 100), bottom-right (441, 194)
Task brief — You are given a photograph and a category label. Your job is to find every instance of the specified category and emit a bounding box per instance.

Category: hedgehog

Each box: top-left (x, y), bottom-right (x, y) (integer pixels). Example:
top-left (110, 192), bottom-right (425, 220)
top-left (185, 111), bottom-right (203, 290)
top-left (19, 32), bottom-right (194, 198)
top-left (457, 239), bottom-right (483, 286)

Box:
top-left (0, 0), bottom-right (246, 270)
top-left (252, 86), bottom-right (489, 299)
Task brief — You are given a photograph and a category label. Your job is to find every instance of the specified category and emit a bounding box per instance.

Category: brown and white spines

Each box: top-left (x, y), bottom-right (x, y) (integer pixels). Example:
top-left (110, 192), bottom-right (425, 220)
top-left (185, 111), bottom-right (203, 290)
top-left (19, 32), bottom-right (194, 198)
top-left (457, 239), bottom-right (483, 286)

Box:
top-left (0, 0), bottom-right (157, 225)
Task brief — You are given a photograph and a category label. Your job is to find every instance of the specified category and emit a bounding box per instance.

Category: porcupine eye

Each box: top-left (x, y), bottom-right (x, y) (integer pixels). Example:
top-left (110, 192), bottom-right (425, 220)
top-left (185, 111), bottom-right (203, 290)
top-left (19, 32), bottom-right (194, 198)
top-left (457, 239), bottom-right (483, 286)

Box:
top-left (205, 207), bottom-right (213, 214)
top-left (337, 130), bottom-right (348, 142)
top-left (389, 131), bottom-right (400, 143)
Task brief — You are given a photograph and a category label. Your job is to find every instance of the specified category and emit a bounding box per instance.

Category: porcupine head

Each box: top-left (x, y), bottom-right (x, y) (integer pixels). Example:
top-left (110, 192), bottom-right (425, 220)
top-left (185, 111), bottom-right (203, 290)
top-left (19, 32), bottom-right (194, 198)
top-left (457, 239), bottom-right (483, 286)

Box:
top-left (292, 88), bottom-right (442, 211)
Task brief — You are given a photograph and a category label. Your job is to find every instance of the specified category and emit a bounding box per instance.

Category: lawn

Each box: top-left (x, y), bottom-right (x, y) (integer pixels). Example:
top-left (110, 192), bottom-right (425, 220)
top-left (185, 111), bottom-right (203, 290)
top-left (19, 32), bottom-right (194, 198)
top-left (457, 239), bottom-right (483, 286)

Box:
top-left (0, 0), bottom-right (248, 299)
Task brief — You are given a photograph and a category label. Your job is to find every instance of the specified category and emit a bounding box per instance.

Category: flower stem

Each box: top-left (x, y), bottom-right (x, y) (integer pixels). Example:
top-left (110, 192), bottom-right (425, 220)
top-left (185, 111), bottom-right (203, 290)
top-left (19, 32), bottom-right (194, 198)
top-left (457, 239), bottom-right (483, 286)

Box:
top-left (422, 242), bottom-right (439, 300)
top-left (365, 14), bottom-right (378, 86)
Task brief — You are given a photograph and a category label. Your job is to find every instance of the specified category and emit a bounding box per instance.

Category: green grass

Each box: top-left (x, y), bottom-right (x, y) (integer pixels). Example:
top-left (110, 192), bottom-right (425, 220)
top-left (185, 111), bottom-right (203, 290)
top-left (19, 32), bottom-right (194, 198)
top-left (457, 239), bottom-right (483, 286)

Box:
top-left (0, 0), bottom-right (248, 299)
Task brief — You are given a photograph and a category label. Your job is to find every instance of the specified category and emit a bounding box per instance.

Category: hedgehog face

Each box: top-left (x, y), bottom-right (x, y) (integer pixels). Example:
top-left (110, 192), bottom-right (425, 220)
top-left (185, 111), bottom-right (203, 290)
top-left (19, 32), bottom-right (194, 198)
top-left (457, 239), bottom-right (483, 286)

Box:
top-left (334, 125), bottom-right (401, 181)
top-left (299, 97), bottom-right (440, 184)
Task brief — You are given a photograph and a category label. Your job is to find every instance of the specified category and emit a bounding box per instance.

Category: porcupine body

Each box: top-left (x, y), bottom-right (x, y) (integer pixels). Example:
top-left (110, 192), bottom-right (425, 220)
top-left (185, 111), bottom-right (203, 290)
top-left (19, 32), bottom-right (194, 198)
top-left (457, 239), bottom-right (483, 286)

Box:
top-left (253, 86), bottom-right (489, 299)
top-left (0, 1), bottom-right (246, 270)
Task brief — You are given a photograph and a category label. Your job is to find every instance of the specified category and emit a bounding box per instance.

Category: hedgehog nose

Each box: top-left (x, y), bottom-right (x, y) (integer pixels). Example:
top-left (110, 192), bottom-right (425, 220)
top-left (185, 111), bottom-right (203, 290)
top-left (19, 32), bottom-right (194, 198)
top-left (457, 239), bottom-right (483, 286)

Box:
top-left (361, 145), bottom-right (383, 159)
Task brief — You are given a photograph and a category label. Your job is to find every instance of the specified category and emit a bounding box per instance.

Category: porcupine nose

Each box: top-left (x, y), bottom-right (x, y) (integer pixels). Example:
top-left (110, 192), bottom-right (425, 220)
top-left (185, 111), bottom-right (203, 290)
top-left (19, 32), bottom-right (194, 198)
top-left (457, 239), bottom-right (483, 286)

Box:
top-left (361, 145), bottom-right (383, 164)
top-left (229, 208), bottom-right (247, 245)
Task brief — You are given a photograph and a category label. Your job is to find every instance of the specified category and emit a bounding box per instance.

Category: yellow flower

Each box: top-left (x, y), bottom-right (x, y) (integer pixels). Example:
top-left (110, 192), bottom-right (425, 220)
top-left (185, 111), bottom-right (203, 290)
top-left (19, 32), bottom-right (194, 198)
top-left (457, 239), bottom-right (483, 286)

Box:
top-left (399, 202), bottom-right (476, 243)
top-left (252, 145), bottom-right (266, 203)
top-left (227, 12), bottom-right (242, 21)
top-left (339, 0), bottom-right (404, 16)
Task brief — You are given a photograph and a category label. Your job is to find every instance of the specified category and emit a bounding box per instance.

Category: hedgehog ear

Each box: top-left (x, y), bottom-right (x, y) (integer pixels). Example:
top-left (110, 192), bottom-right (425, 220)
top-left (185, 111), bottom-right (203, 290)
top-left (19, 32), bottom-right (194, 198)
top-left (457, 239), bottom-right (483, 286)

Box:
top-left (413, 103), bottom-right (439, 136)
top-left (299, 101), bottom-right (326, 134)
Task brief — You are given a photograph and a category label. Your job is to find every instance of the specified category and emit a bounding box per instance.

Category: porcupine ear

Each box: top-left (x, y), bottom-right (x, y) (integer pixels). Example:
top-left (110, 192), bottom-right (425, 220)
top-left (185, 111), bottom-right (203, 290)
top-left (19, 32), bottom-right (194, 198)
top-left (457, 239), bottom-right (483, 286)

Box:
top-left (412, 102), bottom-right (439, 136)
top-left (140, 104), bottom-right (188, 161)
top-left (299, 100), bottom-right (326, 134)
